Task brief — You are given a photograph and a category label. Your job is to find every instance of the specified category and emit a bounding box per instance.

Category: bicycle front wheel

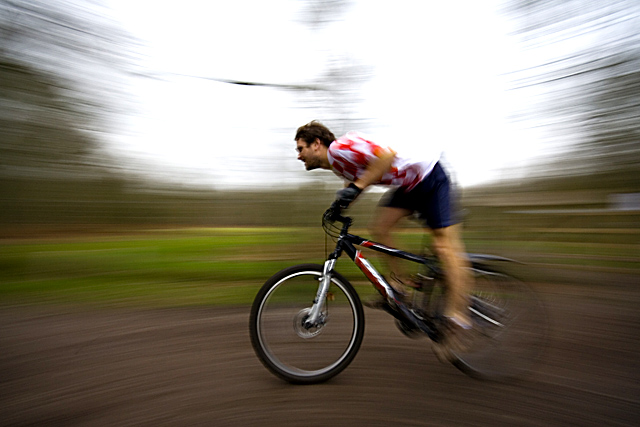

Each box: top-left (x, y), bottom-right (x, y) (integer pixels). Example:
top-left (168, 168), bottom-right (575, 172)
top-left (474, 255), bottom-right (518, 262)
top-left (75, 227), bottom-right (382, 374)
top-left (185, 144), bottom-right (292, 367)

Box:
top-left (451, 268), bottom-right (549, 380)
top-left (249, 264), bottom-right (365, 384)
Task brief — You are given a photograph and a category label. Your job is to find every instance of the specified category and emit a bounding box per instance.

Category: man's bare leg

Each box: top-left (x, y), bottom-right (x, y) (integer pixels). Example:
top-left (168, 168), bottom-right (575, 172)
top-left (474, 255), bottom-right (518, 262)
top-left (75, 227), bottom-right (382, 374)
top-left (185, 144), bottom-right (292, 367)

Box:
top-left (370, 206), bottom-right (413, 293)
top-left (431, 224), bottom-right (472, 327)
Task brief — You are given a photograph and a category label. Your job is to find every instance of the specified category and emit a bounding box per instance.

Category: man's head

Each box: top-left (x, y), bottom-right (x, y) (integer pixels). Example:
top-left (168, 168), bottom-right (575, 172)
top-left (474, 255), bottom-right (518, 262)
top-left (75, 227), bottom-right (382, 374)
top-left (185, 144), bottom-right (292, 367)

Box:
top-left (295, 121), bottom-right (335, 171)
top-left (295, 120), bottom-right (336, 147)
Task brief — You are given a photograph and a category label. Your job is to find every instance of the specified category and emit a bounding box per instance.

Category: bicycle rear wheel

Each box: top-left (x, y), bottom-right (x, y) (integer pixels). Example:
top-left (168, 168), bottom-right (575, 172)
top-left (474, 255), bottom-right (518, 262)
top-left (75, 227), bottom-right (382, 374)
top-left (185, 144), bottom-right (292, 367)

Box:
top-left (249, 264), bottom-right (365, 384)
top-left (451, 268), bottom-right (548, 380)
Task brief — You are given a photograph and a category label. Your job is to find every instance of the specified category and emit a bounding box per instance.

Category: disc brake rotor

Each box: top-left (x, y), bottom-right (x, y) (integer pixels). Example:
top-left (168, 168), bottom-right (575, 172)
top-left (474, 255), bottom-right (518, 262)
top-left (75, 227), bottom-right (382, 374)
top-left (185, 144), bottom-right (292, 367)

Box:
top-left (293, 308), bottom-right (326, 339)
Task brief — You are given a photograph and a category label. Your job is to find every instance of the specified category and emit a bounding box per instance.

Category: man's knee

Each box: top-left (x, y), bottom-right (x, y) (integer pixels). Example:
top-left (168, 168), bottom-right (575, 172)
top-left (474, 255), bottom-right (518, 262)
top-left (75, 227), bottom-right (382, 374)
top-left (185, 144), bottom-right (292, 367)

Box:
top-left (431, 227), bottom-right (456, 259)
top-left (371, 207), bottom-right (410, 241)
top-left (432, 238), bottom-right (452, 260)
top-left (370, 221), bottom-right (388, 242)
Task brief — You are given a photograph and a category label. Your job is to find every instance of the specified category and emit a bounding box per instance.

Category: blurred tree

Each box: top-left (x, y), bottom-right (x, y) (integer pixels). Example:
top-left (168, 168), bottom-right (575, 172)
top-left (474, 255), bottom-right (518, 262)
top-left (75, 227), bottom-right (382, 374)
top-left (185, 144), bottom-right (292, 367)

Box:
top-left (504, 0), bottom-right (640, 181)
top-left (213, 0), bottom-right (366, 136)
top-left (0, 0), bottom-right (136, 180)
top-left (200, 0), bottom-right (369, 180)
top-left (297, 0), bottom-right (351, 29)
top-left (0, 60), bottom-right (102, 179)
top-left (296, 0), bottom-right (371, 136)
top-left (0, 0), bottom-right (146, 229)
top-left (580, 58), bottom-right (640, 175)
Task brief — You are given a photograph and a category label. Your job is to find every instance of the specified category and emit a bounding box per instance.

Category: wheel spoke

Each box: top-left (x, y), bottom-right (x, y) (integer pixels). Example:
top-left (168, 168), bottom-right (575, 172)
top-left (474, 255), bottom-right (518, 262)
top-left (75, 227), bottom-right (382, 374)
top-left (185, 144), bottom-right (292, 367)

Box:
top-left (250, 265), bottom-right (364, 384)
top-left (450, 270), bottom-right (549, 380)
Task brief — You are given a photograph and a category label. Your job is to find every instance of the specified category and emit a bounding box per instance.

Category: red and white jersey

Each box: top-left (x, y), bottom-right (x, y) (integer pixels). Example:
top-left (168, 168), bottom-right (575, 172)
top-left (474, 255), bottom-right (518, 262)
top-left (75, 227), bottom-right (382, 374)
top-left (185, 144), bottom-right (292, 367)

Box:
top-left (327, 131), bottom-right (439, 191)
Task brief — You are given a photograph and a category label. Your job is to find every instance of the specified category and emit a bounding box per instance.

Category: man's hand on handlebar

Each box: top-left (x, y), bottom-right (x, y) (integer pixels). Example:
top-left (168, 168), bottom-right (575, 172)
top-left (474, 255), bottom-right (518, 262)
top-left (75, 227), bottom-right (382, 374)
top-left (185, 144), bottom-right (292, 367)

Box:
top-left (324, 201), bottom-right (342, 221)
top-left (324, 182), bottom-right (361, 223)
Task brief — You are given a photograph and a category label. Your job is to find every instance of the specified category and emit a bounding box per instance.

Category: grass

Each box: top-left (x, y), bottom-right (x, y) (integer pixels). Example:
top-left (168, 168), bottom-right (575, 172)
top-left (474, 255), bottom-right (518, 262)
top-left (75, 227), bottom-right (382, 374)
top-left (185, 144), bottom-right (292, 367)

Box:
top-left (0, 228), bottom-right (365, 307)
top-left (1, 227), bottom-right (637, 308)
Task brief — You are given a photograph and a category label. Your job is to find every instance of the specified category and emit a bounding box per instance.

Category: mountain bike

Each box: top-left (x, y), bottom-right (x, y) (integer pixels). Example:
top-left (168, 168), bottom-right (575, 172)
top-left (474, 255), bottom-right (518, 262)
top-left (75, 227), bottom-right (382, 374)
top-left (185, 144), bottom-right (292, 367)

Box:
top-left (249, 205), bottom-right (548, 384)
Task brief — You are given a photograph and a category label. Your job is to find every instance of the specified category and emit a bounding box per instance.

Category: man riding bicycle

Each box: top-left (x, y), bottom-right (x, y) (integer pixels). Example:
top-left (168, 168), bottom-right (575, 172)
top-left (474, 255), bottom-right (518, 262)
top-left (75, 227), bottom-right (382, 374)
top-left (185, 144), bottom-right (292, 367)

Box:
top-left (294, 120), bottom-right (473, 358)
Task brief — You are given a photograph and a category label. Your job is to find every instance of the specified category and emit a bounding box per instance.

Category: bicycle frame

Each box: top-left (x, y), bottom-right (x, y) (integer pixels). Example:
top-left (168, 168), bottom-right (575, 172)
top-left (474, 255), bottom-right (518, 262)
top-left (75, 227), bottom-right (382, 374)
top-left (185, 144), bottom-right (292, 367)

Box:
top-left (308, 211), bottom-right (522, 340)
top-left (306, 213), bottom-right (441, 339)
top-left (336, 233), bottom-right (429, 299)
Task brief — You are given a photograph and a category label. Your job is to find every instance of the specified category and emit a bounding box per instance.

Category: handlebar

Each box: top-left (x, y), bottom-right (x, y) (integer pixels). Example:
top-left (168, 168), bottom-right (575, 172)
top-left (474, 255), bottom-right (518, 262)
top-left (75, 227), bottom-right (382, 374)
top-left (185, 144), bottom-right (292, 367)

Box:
top-left (324, 202), bottom-right (350, 223)
top-left (322, 203), bottom-right (352, 237)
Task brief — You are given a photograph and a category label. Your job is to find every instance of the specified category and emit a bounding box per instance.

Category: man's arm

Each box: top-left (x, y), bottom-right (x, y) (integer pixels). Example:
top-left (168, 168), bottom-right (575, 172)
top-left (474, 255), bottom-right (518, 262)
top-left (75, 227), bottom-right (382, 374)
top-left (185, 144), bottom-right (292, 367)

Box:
top-left (353, 148), bottom-right (396, 190)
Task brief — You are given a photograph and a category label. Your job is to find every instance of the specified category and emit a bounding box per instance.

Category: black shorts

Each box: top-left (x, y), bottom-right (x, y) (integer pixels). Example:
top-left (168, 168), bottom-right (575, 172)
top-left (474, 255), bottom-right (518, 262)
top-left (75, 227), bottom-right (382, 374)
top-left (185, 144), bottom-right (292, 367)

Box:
top-left (380, 162), bottom-right (459, 229)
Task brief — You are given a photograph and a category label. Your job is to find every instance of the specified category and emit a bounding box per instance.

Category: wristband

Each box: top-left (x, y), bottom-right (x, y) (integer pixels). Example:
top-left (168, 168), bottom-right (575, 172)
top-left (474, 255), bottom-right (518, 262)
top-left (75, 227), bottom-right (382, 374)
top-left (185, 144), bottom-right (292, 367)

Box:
top-left (348, 183), bottom-right (362, 194)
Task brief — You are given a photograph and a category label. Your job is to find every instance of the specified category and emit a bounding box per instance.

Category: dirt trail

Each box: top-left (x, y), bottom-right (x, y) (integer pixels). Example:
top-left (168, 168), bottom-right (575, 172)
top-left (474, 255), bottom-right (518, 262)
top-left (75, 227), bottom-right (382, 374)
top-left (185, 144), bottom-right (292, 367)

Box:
top-left (1, 283), bottom-right (639, 426)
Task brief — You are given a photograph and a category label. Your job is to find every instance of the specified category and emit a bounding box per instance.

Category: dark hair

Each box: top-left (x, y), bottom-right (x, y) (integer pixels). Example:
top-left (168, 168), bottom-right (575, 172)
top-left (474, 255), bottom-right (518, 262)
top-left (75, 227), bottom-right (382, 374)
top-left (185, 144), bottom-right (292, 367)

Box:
top-left (295, 121), bottom-right (336, 147)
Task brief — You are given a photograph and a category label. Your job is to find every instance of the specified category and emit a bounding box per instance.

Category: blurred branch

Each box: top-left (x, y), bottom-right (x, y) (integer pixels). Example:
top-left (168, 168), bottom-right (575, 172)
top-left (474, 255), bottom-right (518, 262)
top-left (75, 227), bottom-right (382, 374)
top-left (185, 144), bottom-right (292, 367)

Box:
top-left (166, 73), bottom-right (327, 91)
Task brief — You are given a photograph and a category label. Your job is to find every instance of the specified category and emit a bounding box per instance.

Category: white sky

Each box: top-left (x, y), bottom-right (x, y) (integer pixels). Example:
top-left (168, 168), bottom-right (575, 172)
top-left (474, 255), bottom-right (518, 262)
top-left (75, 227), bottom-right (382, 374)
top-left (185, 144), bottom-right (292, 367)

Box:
top-left (104, 0), bottom-right (541, 189)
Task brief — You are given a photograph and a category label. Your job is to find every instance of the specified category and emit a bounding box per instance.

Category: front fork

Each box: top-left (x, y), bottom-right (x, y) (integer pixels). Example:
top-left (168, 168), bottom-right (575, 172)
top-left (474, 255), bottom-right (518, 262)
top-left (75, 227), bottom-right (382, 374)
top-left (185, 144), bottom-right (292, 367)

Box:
top-left (304, 259), bottom-right (336, 327)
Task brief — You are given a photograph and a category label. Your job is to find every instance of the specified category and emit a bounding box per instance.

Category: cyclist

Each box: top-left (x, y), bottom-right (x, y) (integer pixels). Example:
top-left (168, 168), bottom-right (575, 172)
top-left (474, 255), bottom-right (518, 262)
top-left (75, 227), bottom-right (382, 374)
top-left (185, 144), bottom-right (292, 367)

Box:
top-left (294, 120), bottom-right (473, 359)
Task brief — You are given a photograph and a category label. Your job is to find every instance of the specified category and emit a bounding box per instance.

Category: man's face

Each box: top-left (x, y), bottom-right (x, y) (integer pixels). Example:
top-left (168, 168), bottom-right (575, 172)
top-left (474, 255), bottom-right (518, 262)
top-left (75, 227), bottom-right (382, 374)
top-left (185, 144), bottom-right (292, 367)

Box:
top-left (296, 138), bottom-right (321, 171)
